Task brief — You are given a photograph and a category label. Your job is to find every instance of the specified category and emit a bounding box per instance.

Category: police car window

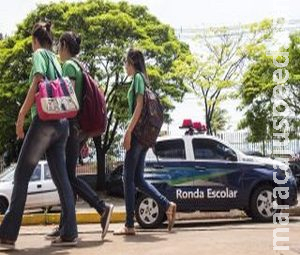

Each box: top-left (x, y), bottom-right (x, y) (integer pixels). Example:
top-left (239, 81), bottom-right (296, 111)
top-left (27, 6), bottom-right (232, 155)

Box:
top-left (192, 139), bottom-right (232, 160)
top-left (155, 139), bottom-right (186, 159)
top-left (44, 163), bottom-right (52, 180)
top-left (30, 165), bottom-right (41, 182)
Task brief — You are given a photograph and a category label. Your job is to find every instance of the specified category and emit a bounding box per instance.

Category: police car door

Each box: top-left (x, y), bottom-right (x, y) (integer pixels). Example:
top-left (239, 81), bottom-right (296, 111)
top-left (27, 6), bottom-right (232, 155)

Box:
top-left (191, 138), bottom-right (241, 210)
top-left (147, 138), bottom-right (199, 211)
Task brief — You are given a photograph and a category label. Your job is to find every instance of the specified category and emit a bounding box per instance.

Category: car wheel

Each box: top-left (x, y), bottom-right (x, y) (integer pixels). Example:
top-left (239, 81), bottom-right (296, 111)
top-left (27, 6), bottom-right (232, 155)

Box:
top-left (249, 184), bottom-right (280, 222)
top-left (0, 197), bottom-right (8, 214)
top-left (135, 195), bottom-right (165, 229)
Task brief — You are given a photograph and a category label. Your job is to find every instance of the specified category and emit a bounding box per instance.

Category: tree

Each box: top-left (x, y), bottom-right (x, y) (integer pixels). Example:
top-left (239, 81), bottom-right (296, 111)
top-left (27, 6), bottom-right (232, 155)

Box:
top-left (210, 107), bottom-right (229, 135)
top-left (238, 51), bottom-right (275, 151)
top-left (285, 32), bottom-right (300, 115)
top-left (238, 103), bottom-right (272, 155)
top-left (239, 31), bottom-right (300, 145)
top-left (0, 0), bottom-right (191, 190)
top-left (176, 19), bottom-right (280, 135)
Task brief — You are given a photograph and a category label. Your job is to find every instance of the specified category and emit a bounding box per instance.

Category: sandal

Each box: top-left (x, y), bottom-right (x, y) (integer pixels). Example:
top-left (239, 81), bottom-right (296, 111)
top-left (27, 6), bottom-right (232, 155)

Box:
top-left (166, 202), bottom-right (177, 232)
top-left (113, 227), bottom-right (136, 236)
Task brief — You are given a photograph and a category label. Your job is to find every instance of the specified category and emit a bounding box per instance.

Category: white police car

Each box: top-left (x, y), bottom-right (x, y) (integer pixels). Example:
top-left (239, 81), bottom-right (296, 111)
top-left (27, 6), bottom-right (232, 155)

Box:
top-left (132, 120), bottom-right (298, 228)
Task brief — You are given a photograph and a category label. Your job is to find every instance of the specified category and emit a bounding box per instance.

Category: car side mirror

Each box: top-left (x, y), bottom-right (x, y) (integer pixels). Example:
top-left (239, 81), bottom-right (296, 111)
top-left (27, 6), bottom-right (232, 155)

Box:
top-left (152, 146), bottom-right (157, 156)
top-left (225, 149), bottom-right (237, 161)
top-left (151, 146), bottom-right (160, 163)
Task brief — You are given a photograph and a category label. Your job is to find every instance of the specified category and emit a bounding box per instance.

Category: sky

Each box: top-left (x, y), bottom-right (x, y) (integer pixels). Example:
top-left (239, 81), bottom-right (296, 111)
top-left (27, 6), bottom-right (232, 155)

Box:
top-left (1, 0), bottom-right (299, 135)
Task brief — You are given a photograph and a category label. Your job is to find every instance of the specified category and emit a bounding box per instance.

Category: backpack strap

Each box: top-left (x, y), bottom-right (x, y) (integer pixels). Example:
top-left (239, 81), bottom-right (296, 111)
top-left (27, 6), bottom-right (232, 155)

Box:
top-left (71, 58), bottom-right (85, 72)
top-left (44, 51), bottom-right (62, 79)
top-left (132, 72), bottom-right (147, 114)
top-left (135, 72), bottom-right (149, 88)
top-left (43, 51), bottom-right (70, 97)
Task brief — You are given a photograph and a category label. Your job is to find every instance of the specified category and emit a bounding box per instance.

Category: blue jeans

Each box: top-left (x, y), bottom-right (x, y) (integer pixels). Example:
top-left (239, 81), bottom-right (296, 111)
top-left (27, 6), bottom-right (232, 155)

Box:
top-left (58, 119), bottom-right (106, 228)
top-left (0, 117), bottom-right (77, 241)
top-left (123, 135), bottom-right (170, 228)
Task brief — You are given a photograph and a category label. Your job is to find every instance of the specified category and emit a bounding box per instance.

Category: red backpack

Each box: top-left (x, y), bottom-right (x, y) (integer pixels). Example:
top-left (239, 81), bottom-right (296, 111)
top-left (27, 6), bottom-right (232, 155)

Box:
top-left (72, 59), bottom-right (107, 137)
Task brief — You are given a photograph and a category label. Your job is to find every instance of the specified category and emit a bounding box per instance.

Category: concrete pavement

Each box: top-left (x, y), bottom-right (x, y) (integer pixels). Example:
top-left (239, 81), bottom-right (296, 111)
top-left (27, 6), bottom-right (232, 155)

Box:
top-left (1, 219), bottom-right (299, 254)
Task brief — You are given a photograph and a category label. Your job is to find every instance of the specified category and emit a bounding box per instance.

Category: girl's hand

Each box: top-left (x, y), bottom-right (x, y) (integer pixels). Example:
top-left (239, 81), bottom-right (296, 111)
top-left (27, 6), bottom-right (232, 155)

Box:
top-left (123, 130), bottom-right (132, 151)
top-left (16, 115), bottom-right (25, 139)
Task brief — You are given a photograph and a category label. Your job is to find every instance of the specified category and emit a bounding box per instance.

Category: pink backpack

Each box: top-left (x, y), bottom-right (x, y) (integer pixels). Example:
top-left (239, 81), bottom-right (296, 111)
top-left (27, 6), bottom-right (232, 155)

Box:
top-left (35, 54), bottom-right (79, 120)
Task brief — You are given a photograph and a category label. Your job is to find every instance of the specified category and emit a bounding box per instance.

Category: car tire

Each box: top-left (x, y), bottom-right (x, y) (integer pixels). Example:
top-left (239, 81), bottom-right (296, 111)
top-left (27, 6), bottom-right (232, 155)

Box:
top-left (249, 184), bottom-right (280, 222)
top-left (0, 197), bottom-right (8, 214)
top-left (135, 194), bottom-right (165, 229)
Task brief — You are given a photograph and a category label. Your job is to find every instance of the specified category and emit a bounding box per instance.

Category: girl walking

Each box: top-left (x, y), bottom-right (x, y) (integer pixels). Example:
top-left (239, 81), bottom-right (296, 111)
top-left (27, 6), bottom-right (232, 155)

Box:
top-left (45, 31), bottom-right (113, 241)
top-left (0, 22), bottom-right (78, 249)
top-left (114, 48), bottom-right (176, 235)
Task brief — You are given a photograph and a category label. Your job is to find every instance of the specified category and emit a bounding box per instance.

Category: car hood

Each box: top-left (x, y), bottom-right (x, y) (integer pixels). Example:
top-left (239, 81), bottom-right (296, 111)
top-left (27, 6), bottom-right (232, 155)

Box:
top-left (240, 155), bottom-right (288, 169)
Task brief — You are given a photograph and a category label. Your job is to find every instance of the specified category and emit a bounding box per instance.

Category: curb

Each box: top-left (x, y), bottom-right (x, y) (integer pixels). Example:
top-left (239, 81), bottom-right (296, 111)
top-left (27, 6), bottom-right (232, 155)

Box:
top-left (0, 207), bottom-right (299, 226)
top-left (0, 211), bottom-right (126, 226)
top-left (284, 206), bottom-right (300, 216)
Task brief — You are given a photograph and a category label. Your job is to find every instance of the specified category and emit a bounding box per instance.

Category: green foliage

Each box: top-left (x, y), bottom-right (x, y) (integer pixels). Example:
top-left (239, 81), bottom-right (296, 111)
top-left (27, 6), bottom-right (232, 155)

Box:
top-left (239, 31), bottom-right (300, 143)
top-left (181, 19), bottom-right (279, 135)
top-left (210, 107), bottom-right (229, 135)
top-left (0, 0), bottom-right (191, 189)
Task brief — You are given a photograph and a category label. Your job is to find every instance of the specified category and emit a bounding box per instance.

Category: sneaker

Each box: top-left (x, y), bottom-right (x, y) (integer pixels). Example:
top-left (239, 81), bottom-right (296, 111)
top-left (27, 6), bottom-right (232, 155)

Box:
top-left (0, 239), bottom-right (15, 250)
top-left (51, 237), bottom-right (78, 247)
top-left (45, 227), bottom-right (60, 240)
top-left (100, 204), bottom-right (114, 240)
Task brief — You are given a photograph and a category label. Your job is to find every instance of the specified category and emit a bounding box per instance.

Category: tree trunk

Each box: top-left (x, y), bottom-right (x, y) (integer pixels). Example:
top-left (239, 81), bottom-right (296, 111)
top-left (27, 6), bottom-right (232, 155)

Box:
top-left (93, 136), bottom-right (106, 191)
top-left (206, 115), bottom-right (213, 135)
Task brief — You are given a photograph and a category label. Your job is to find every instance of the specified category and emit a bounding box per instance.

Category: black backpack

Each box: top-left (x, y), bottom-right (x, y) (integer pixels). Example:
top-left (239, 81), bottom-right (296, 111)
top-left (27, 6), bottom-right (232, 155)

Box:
top-left (132, 73), bottom-right (164, 148)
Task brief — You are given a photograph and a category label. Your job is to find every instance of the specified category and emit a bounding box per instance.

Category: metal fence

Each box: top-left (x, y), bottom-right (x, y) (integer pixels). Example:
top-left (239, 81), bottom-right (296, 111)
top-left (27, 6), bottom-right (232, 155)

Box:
top-left (217, 131), bottom-right (300, 157)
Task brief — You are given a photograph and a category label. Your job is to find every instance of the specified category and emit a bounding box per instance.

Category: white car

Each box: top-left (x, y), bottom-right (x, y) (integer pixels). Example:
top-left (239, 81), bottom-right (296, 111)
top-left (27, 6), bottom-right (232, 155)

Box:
top-left (0, 160), bottom-right (60, 214)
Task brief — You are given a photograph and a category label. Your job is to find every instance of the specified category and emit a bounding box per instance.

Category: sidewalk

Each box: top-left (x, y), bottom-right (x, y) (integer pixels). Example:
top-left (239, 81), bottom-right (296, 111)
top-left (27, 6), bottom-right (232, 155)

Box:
top-left (1, 192), bottom-right (299, 226)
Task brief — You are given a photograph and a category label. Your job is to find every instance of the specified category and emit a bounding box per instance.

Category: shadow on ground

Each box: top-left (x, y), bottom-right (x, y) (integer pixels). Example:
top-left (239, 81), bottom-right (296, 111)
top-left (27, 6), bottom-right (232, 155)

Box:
top-left (138, 217), bottom-right (300, 233)
top-left (0, 239), bottom-right (102, 255)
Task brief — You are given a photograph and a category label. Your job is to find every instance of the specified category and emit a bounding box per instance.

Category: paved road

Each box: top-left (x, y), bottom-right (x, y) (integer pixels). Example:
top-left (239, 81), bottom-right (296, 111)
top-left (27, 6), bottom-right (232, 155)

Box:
top-left (1, 218), bottom-right (299, 255)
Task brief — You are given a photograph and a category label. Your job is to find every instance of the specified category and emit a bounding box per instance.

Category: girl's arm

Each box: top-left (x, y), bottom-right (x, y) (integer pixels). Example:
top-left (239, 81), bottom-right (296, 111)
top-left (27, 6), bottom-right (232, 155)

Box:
top-left (123, 94), bottom-right (143, 151)
top-left (16, 74), bottom-right (43, 139)
top-left (127, 94), bottom-right (143, 133)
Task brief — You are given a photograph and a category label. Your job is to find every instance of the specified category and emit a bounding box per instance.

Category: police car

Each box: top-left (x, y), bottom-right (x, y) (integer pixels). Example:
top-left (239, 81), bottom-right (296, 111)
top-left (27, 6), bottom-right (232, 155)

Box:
top-left (133, 120), bottom-right (298, 228)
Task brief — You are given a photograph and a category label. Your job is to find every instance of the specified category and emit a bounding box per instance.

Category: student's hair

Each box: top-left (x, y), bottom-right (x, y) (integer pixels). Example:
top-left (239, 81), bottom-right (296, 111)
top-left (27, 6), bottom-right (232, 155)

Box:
top-left (126, 48), bottom-right (148, 80)
top-left (59, 31), bottom-right (81, 56)
top-left (32, 21), bottom-right (53, 48)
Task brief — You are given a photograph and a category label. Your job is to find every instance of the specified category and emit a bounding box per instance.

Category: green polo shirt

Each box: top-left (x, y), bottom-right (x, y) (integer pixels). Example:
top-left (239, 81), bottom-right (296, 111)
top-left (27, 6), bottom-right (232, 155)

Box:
top-left (29, 49), bottom-right (62, 118)
top-left (62, 59), bottom-right (83, 107)
top-left (128, 73), bottom-right (145, 117)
